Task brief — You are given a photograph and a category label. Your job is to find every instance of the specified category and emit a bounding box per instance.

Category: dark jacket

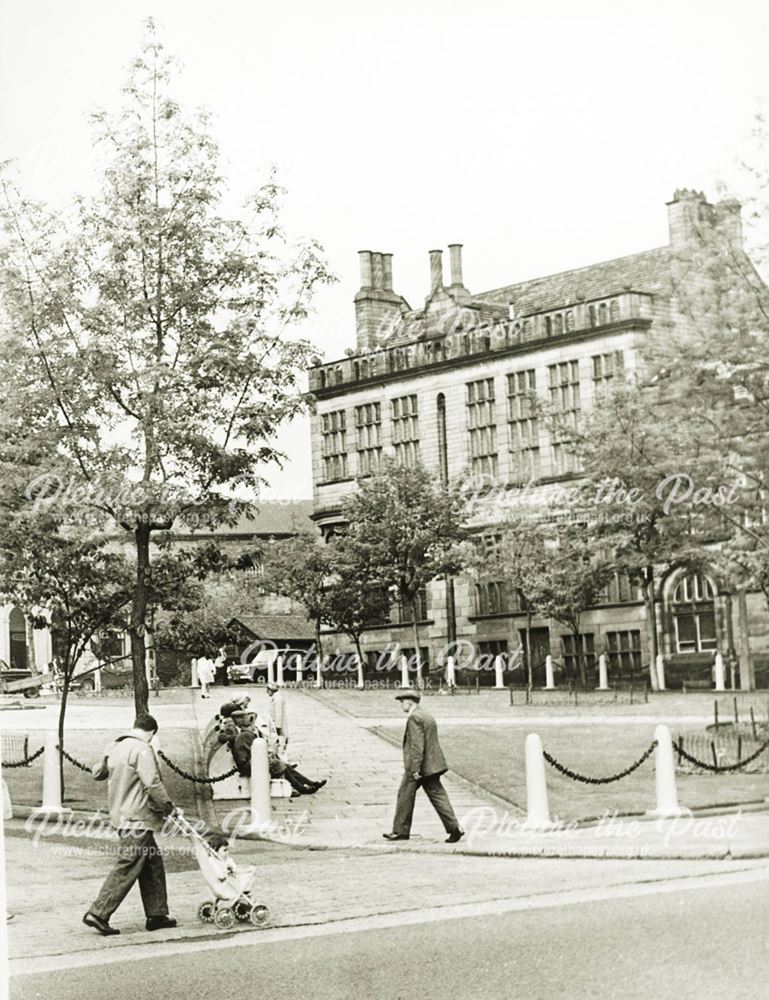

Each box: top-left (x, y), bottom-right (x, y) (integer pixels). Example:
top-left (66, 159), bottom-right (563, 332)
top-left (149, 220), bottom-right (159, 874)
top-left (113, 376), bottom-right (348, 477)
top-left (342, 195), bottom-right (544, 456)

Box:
top-left (402, 705), bottom-right (448, 778)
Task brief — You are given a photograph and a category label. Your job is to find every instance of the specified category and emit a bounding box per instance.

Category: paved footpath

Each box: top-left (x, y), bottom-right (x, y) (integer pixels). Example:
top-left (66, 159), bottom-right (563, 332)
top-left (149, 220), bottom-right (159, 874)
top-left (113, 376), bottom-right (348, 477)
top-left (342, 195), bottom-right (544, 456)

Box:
top-left (6, 822), bottom-right (769, 976)
top-left (198, 688), bottom-right (769, 859)
top-left (200, 686), bottom-right (519, 847)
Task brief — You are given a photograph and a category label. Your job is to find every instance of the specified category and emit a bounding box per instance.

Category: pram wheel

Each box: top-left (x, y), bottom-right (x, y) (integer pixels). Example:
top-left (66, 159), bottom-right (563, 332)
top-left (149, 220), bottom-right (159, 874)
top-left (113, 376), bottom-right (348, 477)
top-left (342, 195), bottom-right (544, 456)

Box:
top-left (249, 904), bottom-right (270, 927)
top-left (214, 907), bottom-right (235, 930)
top-left (198, 901), bottom-right (215, 923)
top-left (234, 899), bottom-right (252, 922)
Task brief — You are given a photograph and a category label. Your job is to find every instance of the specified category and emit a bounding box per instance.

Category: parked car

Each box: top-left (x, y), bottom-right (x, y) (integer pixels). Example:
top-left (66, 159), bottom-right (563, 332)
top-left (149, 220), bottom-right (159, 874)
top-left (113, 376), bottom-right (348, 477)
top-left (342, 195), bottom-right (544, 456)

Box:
top-left (228, 647), bottom-right (317, 683)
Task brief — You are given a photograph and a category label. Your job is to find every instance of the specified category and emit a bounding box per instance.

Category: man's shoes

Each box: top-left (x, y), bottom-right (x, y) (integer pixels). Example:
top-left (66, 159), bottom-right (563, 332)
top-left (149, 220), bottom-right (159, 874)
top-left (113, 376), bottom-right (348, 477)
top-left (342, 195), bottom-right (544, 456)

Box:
top-left (445, 828), bottom-right (464, 844)
top-left (313, 779), bottom-right (327, 790)
top-left (382, 833), bottom-right (409, 841)
top-left (145, 916), bottom-right (177, 931)
top-left (83, 912), bottom-right (120, 936)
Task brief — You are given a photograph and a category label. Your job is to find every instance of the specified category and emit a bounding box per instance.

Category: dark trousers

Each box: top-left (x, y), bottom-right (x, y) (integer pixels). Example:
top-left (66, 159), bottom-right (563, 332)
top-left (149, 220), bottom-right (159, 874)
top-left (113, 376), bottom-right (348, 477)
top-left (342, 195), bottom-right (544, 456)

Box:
top-left (90, 829), bottom-right (169, 921)
top-left (284, 766), bottom-right (318, 794)
top-left (392, 772), bottom-right (459, 836)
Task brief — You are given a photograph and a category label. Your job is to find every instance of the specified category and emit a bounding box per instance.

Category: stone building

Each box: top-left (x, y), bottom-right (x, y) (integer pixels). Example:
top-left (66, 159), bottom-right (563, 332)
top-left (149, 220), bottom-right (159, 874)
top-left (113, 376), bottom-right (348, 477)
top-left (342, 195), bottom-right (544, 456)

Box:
top-left (308, 190), bottom-right (768, 690)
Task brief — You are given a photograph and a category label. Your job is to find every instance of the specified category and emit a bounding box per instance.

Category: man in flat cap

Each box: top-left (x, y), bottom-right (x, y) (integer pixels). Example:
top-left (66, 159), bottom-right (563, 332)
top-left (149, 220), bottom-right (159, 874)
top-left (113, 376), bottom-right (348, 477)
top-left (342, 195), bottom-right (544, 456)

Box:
top-left (383, 689), bottom-right (464, 844)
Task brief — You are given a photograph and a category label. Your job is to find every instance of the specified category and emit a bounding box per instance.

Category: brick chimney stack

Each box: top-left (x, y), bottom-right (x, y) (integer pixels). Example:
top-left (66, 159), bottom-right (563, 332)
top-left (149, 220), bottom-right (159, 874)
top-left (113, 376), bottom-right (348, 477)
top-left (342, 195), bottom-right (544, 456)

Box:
top-left (354, 249), bottom-right (405, 351)
top-left (667, 188), bottom-right (744, 250)
top-left (448, 244), bottom-right (464, 287)
top-left (429, 249), bottom-right (444, 291)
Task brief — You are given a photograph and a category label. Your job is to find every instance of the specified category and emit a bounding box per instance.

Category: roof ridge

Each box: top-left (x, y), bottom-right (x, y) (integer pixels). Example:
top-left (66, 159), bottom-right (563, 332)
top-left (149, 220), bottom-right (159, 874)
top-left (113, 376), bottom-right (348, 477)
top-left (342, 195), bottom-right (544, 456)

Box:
top-left (478, 245), bottom-right (670, 299)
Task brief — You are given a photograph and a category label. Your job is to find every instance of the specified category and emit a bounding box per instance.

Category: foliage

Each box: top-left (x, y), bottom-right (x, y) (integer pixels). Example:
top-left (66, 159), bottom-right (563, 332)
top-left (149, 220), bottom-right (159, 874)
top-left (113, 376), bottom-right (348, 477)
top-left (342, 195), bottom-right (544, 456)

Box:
top-left (340, 459), bottom-right (469, 685)
top-left (0, 22), bottom-right (334, 712)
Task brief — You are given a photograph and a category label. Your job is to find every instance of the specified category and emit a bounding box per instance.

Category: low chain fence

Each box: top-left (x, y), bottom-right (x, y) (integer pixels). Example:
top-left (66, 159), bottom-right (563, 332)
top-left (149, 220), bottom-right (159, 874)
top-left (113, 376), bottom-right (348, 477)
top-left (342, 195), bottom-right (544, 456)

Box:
top-left (674, 731), bottom-right (769, 773)
top-left (542, 740), bottom-right (658, 785)
top-left (1, 745), bottom-right (45, 768)
top-left (510, 684), bottom-right (649, 707)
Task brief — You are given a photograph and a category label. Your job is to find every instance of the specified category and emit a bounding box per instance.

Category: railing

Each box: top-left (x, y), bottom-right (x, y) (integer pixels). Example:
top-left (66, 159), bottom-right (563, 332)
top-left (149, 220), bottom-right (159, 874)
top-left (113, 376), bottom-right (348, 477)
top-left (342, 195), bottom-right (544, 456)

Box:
top-left (309, 292), bottom-right (654, 391)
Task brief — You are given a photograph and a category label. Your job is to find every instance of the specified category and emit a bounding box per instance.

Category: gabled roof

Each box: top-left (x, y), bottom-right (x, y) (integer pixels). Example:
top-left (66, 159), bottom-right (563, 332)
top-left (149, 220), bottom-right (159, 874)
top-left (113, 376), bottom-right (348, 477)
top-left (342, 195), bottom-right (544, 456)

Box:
top-left (229, 613), bottom-right (316, 642)
top-left (479, 247), bottom-right (672, 315)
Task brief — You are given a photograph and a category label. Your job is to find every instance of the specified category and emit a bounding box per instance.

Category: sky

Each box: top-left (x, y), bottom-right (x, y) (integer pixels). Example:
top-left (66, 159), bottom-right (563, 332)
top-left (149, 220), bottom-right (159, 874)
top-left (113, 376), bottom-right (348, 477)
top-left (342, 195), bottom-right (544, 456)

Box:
top-left (2, 0), bottom-right (769, 497)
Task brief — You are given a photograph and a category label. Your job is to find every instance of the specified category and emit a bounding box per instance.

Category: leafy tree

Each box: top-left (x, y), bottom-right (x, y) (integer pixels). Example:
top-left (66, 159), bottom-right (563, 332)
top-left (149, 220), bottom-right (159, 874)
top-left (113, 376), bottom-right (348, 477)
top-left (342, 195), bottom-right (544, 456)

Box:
top-left (463, 512), bottom-right (551, 687)
top-left (0, 517), bottom-right (133, 796)
top-left (0, 23), bottom-right (333, 713)
top-left (340, 460), bottom-right (468, 687)
top-left (260, 533), bottom-right (331, 661)
top-left (321, 537), bottom-right (391, 677)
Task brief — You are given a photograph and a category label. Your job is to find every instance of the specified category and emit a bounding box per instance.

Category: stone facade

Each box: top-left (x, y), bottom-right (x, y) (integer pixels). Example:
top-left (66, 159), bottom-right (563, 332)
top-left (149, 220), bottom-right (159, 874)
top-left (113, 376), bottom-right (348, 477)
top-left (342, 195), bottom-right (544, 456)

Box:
top-left (308, 191), bottom-right (769, 690)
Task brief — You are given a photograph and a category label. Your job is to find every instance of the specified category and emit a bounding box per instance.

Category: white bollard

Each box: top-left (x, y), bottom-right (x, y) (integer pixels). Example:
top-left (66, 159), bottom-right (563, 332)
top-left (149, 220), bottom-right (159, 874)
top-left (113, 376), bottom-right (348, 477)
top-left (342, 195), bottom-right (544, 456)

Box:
top-left (39, 732), bottom-right (65, 815)
top-left (242, 737), bottom-right (273, 833)
top-left (267, 653), bottom-right (276, 687)
top-left (191, 658), bottom-right (199, 688)
top-left (714, 652), bottom-right (726, 692)
top-left (446, 655), bottom-right (456, 688)
top-left (656, 653), bottom-right (666, 691)
top-left (648, 724), bottom-right (687, 818)
top-left (522, 733), bottom-right (553, 829)
top-left (93, 668), bottom-right (102, 695)
top-left (400, 654), bottom-right (409, 688)
top-left (2, 777), bottom-right (12, 820)
top-left (494, 655), bottom-right (505, 689)
top-left (276, 654), bottom-right (284, 687)
top-left (356, 653), bottom-right (365, 690)
top-left (544, 654), bottom-right (555, 690)
top-left (598, 653), bottom-right (609, 691)
top-left (315, 654), bottom-right (324, 689)
top-left (296, 655), bottom-right (304, 686)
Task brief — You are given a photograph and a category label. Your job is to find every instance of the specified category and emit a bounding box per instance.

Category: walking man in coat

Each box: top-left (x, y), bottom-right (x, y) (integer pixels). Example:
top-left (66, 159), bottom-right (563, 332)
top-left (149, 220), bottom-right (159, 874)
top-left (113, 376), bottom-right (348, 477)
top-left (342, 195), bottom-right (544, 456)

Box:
top-left (83, 714), bottom-right (177, 936)
top-left (383, 689), bottom-right (464, 843)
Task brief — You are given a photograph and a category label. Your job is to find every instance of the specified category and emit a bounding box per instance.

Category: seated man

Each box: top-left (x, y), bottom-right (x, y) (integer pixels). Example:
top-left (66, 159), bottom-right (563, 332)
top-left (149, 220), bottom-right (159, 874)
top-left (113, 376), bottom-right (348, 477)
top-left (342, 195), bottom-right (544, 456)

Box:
top-left (228, 710), bottom-right (327, 797)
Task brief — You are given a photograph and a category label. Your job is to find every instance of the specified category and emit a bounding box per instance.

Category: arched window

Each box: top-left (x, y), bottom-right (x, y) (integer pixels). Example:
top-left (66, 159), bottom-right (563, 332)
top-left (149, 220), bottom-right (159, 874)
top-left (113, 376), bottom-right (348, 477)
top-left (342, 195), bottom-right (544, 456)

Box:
top-left (609, 299), bottom-right (620, 322)
top-left (353, 362), bottom-right (360, 380)
top-left (598, 302), bottom-right (608, 325)
top-left (553, 313), bottom-right (563, 336)
top-left (9, 606), bottom-right (28, 670)
top-left (437, 393), bottom-right (448, 485)
top-left (545, 316), bottom-right (553, 337)
top-left (565, 311), bottom-right (574, 332)
top-left (319, 369), bottom-right (327, 389)
top-left (672, 572), bottom-right (717, 653)
top-left (588, 305), bottom-right (597, 328)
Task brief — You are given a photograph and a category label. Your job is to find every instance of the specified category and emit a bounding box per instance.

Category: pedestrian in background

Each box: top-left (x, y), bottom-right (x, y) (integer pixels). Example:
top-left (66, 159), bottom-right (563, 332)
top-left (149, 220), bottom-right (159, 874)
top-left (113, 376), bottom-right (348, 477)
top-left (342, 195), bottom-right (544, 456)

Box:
top-left (196, 654), bottom-right (216, 698)
top-left (83, 714), bottom-right (177, 936)
top-left (383, 689), bottom-right (464, 844)
top-left (267, 681), bottom-right (289, 749)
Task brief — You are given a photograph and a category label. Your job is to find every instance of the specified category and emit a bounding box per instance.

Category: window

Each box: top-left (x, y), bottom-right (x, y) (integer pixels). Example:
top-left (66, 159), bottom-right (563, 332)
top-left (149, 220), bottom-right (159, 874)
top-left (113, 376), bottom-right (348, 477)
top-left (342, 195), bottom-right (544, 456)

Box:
top-left (672, 572), bottom-right (717, 653)
top-left (562, 633), bottom-right (595, 680)
top-left (592, 351), bottom-right (625, 398)
top-left (467, 378), bottom-right (498, 478)
top-left (606, 630), bottom-right (642, 680)
top-left (391, 395), bottom-right (419, 467)
top-left (355, 402), bottom-right (382, 476)
top-left (321, 410), bottom-right (348, 481)
top-left (389, 588), bottom-right (429, 624)
top-left (507, 369), bottom-right (540, 483)
top-left (602, 571), bottom-right (641, 604)
top-left (548, 360), bottom-right (580, 476)
top-left (474, 581), bottom-right (511, 615)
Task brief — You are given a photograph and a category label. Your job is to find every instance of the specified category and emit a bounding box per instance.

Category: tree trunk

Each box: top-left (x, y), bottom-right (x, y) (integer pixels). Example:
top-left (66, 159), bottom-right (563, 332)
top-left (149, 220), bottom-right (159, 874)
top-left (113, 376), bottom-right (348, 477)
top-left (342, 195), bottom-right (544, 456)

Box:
top-left (525, 606), bottom-right (533, 689)
top-left (410, 597), bottom-right (423, 689)
top-left (643, 565), bottom-right (659, 690)
top-left (131, 521), bottom-right (151, 716)
top-left (58, 670), bottom-right (69, 801)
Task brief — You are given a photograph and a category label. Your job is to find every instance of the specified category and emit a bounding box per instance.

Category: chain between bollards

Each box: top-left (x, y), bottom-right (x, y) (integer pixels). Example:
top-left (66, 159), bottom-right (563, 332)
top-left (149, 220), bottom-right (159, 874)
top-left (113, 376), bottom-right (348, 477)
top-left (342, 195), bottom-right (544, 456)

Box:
top-left (157, 749), bottom-right (239, 784)
top-left (542, 740), bottom-right (658, 784)
top-left (1, 745), bottom-right (45, 768)
top-left (672, 735), bottom-right (769, 773)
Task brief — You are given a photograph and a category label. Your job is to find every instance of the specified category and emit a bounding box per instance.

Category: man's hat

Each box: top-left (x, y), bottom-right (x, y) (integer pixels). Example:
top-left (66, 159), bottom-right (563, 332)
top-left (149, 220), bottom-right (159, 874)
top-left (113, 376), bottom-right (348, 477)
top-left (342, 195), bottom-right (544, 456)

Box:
top-left (231, 709), bottom-right (256, 723)
top-left (266, 681), bottom-right (279, 693)
top-left (395, 688), bottom-right (421, 703)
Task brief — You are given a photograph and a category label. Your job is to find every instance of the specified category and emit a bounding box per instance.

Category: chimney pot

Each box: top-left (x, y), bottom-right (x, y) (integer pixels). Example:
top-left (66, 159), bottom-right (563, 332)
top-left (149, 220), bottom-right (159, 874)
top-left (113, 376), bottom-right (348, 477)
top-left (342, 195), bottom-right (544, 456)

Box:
top-left (358, 251), bottom-right (373, 288)
top-left (448, 243), bottom-right (464, 286)
top-left (372, 252), bottom-right (384, 290)
top-left (429, 249), bottom-right (444, 291)
top-left (382, 253), bottom-right (393, 291)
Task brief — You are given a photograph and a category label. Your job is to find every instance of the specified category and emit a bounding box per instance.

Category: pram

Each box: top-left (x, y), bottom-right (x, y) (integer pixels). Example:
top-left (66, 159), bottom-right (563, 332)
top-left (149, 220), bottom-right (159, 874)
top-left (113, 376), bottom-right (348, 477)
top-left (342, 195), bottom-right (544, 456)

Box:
top-left (171, 810), bottom-right (271, 930)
